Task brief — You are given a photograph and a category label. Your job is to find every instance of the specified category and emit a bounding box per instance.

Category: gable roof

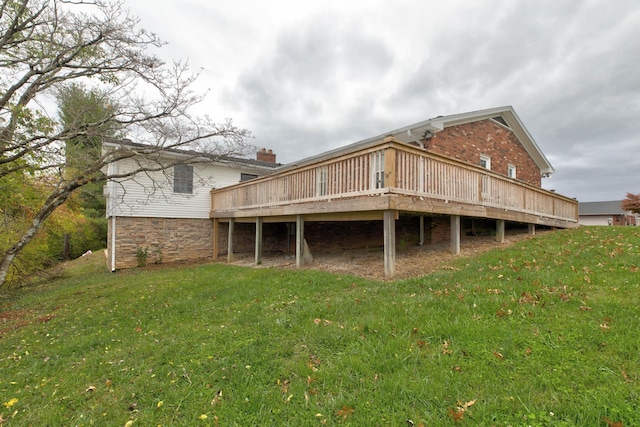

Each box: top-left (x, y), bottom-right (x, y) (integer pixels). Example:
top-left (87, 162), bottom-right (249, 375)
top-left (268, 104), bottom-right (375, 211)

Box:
top-left (285, 105), bottom-right (555, 176)
top-left (579, 200), bottom-right (628, 216)
top-left (102, 138), bottom-right (281, 171)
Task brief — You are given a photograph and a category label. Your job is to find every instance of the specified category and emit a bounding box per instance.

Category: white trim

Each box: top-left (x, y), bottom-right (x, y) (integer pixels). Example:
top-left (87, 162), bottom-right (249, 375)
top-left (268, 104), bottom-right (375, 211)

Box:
top-left (480, 154), bottom-right (491, 170)
top-left (111, 216), bottom-right (116, 272)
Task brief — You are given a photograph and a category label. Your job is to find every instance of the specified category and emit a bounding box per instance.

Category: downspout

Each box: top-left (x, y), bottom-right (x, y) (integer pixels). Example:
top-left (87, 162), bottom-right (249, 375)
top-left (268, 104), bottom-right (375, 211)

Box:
top-left (111, 215), bottom-right (116, 272)
top-left (106, 159), bottom-right (118, 272)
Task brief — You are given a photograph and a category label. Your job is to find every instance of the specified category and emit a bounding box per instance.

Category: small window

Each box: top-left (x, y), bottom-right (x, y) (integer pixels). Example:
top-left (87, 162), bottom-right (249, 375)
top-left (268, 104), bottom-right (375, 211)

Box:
top-left (240, 173), bottom-right (258, 182)
top-left (479, 154), bottom-right (491, 170)
top-left (372, 150), bottom-right (385, 188)
top-left (317, 166), bottom-right (328, 196)
top-left (507, 164), bottom-right (516, 179)
top-left (173, 164), bottom-right (193, 194)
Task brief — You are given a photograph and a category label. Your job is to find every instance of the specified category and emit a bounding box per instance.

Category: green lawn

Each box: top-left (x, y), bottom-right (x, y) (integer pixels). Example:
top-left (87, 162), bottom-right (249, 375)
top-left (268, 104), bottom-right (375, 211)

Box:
top-left (1, 227), bottom-right (639, 426)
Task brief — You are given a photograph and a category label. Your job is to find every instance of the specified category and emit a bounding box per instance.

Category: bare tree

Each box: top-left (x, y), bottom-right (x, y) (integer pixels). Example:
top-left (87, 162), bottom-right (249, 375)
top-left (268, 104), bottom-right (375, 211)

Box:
top-left (0, 0), bottom-right (254, 286)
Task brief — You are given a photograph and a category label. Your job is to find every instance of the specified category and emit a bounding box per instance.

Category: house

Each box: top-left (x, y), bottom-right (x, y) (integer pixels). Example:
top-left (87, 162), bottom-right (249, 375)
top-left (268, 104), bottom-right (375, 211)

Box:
top-left (579, 200), bottom-right (638, 226)
top-left (208, 106), bottom-right (579, 277)
top-left (103, 140), bottom-right (280, 271)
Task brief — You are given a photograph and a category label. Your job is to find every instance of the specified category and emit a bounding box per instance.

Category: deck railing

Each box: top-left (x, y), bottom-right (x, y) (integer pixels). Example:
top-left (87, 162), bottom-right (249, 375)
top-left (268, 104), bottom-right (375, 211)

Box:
top-left (211, 141), bottom-right (578, 223)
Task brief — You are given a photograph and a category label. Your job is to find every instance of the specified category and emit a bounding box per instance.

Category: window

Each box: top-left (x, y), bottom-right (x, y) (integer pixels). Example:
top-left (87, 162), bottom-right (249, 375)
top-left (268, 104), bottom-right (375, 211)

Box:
top-left (173, 164), bottom-right (193, 194)
top-left (317, 166), bottom-right (328, 196)
top-left (507, 164), bottom-right (516, 179)
top-left (372, 150), bottom-right (385, 189)
top-left (479, 154), bottom-right (491, 170)
top-left (240, 173), bottom-right (258, 182)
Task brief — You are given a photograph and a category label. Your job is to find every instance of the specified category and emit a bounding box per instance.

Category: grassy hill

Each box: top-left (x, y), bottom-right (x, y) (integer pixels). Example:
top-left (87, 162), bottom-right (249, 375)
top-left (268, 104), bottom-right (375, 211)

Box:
top-left (0, 226), bottom-right (638, 426)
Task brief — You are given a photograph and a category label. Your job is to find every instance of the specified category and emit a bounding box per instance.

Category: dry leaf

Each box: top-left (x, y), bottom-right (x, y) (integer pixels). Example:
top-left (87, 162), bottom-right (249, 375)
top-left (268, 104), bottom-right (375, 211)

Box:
top-left (459, 399), bottom-right (477, 409)
top-left (448, 407), bottom-right (464, 422)
top-left (86, 385), bottom-right (96, 392)
top-left (336, 406), bottom-right (354, 420)
top-left (211, 390), bottom-right (223, 406)
top-left (448, 399), bottom-right (477, 422)
top-left (602, 416), bottom-right (623, 427)
top-left (493, 351), bottom-right (504, 360)
top-left (3, 398), bottom-right (18, 408)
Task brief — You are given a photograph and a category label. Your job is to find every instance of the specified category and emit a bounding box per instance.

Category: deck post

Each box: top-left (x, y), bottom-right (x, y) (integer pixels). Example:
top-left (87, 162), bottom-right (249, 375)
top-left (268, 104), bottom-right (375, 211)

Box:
top-left (384, 210), bottom-right (396, 278)
top-left (419, 216), bottom-right (425, 246)
top-left (528, 223), bottom-right (536, 235)
top-left (212, 218), bottom-right (219, 260)
top-left (451, 215), bottom-right (461, 255)
top-left (255, 217), bottom-right (263, 265)
top-left (496, 219), bottom-right (505, 243)
top-left (296, 215), bottom-right (304, 268)
top-left (227, 218), bottom-right (234, 262)
top-left (384, 146), bottom-right (396, 188)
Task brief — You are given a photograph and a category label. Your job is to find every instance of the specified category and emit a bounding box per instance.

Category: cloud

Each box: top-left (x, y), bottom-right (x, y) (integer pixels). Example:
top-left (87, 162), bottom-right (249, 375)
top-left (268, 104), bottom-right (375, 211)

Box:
top-left (225, 13), bottom-right (397, 161)
top-left (132, 0), bottom-right (640, 201)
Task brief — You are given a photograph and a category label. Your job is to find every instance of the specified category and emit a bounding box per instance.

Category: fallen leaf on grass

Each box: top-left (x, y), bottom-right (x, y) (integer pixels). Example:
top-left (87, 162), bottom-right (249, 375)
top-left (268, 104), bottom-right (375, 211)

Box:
top-left (3, 398), bottom-right (18, 408)
top-left (621, 368), bottom-right (633, 383)
top-left (448, 399), bottom-right (477, 422)
top-left (602, 416), bottom-right (623, 427)
top-left (493, 351), bottom-right (504, 360)
top-left (211, 390), bottom-right (223, 406)
top-left (448, 408), bottom-right (465, 422)
top-left (336, 406), bottom-right (354, 421)
top-left (86, 385), bottom-right (96, 392)
top-left (441, 340), bottom-right (452, 355)
top-left (277, 378), bottom-right (290, 395)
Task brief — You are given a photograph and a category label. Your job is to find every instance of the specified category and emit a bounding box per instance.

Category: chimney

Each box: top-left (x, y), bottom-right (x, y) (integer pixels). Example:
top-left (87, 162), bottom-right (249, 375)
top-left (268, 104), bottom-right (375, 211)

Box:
top-left (257, 148), bottom-right (276, 163)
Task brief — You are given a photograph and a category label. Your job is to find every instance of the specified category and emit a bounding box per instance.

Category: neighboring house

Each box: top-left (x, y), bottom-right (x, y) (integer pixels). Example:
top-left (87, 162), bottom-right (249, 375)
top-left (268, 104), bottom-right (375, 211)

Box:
top-left (103, 140), bottom-right (280, 270)
top-left (579, 200), bottom-right (638, 226)
top-left (209, 106), bottom-right (579, 277)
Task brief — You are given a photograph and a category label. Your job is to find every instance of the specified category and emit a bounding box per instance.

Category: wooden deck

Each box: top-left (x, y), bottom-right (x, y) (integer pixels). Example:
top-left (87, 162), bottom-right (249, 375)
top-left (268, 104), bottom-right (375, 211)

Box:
top-left (209, 138), bottom-right (578, 277)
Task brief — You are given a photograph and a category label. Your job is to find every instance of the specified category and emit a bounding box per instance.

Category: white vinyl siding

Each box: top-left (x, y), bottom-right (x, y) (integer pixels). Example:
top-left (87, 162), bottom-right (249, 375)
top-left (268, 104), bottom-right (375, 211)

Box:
top-left (106, 157), bottom-right (254, 219)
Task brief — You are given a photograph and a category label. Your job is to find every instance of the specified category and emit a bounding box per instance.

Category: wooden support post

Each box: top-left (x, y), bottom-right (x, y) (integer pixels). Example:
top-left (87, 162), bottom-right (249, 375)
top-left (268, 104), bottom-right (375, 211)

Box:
top-left (419, 216), bottom-right (425, 246)
top-left (528, 223), bottom-right (536, 235)
top-left (255, 217), bottom-right (263, 265)
top-left (212, 218), bottom-right (219, 260)
top-left (496, 219), bottom-right (505, 243)
top-left (384, 210), bottom-right (396, 278)
top-left (451, 215), bottom-right (461, 255)
top-left (384, 147), bottom-right (396, 188)
top-left (296, 215), bottom-right (304, 268)
top-left (227, 218), bottom-right (234, 263)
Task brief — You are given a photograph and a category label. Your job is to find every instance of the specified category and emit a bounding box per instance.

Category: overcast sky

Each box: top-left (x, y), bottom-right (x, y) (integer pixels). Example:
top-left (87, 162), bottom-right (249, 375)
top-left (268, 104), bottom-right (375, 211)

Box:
top-left (127, 0), bottom-right (640, 203)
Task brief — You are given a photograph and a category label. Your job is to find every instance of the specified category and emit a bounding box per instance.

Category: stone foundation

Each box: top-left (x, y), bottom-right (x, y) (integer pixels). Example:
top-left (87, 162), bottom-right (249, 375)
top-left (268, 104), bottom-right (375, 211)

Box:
top-left (108, 217), bottom-right (215, 269)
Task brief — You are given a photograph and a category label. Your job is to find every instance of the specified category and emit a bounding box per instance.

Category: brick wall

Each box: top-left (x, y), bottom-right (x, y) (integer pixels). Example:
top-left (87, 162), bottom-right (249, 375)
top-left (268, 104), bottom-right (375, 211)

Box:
top-left (425, 119), bottom-right (542, 187)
